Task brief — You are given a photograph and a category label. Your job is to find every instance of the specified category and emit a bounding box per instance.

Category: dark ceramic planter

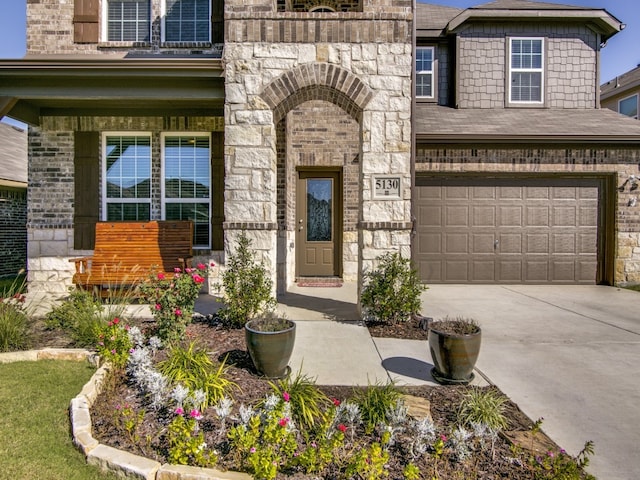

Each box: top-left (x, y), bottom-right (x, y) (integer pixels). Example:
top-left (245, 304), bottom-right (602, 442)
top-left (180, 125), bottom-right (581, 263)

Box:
top-left (245, 318), bottom-right (296, 379)
top-left (428, 324), bottom-right (481, 385)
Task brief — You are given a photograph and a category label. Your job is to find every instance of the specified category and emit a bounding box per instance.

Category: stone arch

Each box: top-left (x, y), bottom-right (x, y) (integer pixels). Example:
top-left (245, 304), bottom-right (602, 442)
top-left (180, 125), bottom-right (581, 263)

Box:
top-left (260, 63), bottom-right (374, 123)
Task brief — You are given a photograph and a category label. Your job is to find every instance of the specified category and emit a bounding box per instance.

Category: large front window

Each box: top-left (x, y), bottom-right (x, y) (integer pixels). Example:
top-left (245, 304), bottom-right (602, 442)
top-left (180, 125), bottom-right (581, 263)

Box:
top-left (416, 47), bottom-right (435, 99)
top-left (106, 0), bottom-right (151, 42)
top-left (510, 38), bottom-right (544, 104)
top-left (619, 95), bottom-right (638, 119)
top-left (103, 134), bottom-right (152, 221)
top-left (162, 134), bottom-right (211, 248)
top-left (164, 0), bottom-right (210, 42)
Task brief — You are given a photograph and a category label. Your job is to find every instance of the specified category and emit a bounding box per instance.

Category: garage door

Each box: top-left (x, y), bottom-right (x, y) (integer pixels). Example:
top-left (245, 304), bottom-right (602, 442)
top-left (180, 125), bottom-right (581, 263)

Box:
top-left (414, 177), bottom-right (601, 284)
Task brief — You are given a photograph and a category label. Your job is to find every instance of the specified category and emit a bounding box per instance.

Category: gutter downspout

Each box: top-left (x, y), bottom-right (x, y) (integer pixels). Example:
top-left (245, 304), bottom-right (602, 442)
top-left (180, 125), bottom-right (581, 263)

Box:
top-left (410, 0), bottom-right (417, 258)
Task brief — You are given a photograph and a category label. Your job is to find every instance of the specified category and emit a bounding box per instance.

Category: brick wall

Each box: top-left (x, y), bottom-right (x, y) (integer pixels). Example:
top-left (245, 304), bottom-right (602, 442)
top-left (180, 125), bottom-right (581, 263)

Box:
top-left (0, 188), bottom-right (27, 277)
top-left (456, 24), bottom-right (598, 109)
top-left (26, 0), bottom-right (221, 56)
top-left (26, 115), bottom-right (223, 292)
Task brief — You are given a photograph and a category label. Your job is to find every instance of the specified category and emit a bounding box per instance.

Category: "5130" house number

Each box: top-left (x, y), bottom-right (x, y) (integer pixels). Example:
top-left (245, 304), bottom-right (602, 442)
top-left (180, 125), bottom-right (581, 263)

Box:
top-left (373, 176), bottom-right (401, 199)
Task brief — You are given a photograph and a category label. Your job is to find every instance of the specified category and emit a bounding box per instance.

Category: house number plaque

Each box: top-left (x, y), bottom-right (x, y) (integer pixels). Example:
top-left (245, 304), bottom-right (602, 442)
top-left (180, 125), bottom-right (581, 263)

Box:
top-left (373, 175), bottom-right (401, 199)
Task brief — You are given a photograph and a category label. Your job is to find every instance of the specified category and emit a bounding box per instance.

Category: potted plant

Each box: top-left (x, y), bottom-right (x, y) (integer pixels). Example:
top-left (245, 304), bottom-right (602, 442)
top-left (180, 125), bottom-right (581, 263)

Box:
top-left (216, 232), bottom-right (294, 377)
top-left (428, 317), bottom-right (481, 385)
top-left (245, 313), bottom-right (296, 378)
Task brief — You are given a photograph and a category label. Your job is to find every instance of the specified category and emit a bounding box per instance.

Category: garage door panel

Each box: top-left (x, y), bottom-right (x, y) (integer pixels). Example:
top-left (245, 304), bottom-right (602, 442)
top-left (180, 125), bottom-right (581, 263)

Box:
top-left (445, 206), bottom-right (468, 226)
top-left (418, 233), bottom-right (442, 254)
top-left (472, 206), bottom-right (496, 227)
top-left (499, 206), bottom-right (523, 227)
top-left (471, 261), bottom-right (495, 281)
top-left (497, 260), bottom-right (522, 282)
top-left (414, 177), bottom-right (601, 284)
top-left (552, 233), bottom-right (576, 254)
top-left (499, 233), bottom-right (522, 254)
top-left (444, 233), bottom-right (468, 254)
top-left (553, 206), bottom-right (578, 227)
top-left (444, 261), bottom-right (469, 282)
top-left (524, 260), bottom-right (549, 282)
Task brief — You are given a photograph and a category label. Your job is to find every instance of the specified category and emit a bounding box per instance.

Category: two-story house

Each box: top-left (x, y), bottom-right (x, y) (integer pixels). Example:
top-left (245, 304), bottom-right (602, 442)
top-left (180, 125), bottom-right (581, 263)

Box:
top-left (0, 0), bottom-right (639, 295)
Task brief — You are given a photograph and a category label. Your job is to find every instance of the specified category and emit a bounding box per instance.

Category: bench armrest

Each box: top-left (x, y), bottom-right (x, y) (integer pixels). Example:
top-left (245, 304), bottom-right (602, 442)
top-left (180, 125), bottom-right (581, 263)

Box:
top-left (69, 256), bottom-right (92, 274)
top-left (178, 256), bottom-right (194, 269)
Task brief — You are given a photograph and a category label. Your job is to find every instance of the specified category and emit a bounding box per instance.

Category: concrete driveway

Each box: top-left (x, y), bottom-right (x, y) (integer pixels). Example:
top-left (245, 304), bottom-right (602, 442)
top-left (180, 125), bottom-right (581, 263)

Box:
top-left (422, 284), bottom-right (640, 480)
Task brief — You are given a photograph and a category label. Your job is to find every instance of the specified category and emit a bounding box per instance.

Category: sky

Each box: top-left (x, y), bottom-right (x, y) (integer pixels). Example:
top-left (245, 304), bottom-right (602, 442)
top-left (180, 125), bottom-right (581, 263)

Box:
top-left (0, 0), bottom-right (638, 124)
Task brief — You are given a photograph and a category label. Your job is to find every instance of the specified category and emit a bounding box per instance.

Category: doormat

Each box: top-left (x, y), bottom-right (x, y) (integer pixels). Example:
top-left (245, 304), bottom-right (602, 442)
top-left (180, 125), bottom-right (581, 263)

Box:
top-left (296, 277), bottom-right (343, 287)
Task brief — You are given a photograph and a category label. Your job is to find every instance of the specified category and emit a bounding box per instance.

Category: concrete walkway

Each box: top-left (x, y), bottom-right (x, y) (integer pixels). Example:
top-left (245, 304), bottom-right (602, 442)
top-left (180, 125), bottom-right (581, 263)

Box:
top-left (265, 283), bottom-right (639, 480)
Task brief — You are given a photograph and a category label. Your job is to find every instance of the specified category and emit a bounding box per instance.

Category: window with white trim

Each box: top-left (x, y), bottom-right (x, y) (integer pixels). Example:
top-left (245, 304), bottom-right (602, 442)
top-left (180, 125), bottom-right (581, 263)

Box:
top-left (416, 47), bottom-right (435, 99)
top-left (106, 0), bottom-right (151, 42)
top-left (619, 94), bottom-right (638, 119)
top-left (103, 134), bottom-right (152, 221)
top-left (509, 38), bottom-right (544, 104)
top-left (162, 134), bottom-right (211, 248)
top-left (164, 0), bottom-right (211, 42)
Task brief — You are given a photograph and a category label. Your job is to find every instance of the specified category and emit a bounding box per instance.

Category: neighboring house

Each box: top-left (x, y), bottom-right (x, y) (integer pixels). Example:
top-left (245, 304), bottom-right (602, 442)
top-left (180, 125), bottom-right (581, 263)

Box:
top-left (601, 65), bottom-right (640, 120)
top-left (0, 0), bottom-right (640, 294)
top-left (0, 122), bottom-right (27, 278)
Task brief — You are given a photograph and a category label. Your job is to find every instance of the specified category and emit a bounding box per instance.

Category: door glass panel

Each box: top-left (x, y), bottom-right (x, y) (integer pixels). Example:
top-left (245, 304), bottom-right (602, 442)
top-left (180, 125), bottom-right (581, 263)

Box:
top-left (306, 179), bottom-right (332, 242)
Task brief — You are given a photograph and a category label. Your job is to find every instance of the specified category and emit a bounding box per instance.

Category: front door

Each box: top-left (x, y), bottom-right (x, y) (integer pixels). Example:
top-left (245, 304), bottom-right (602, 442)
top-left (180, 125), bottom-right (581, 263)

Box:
top-left (296, 171), bottom-right (341, 277)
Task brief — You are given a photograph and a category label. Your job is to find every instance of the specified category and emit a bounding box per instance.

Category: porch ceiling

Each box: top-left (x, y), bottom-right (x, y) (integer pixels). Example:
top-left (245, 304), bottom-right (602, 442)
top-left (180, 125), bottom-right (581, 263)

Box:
top-left (0, 56), bottom-right (225, 125)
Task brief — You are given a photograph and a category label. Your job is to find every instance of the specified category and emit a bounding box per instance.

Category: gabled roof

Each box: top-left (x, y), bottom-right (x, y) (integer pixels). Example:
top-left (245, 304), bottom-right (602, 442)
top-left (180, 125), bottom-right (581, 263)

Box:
top-left (415, 105), bottom-right (640, 143)
top-left (444, 0), bottom-right (624, 43)
top-left (415, 3), bottom-right (462, 35)
top-left (601, 65), bottom-right (640, 100)
top-left (0, 122), bottom-right (27, 187)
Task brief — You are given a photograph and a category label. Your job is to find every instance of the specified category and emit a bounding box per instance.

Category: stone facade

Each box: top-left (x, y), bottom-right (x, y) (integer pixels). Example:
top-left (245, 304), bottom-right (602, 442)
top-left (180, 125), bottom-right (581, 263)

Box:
top-left (223, 0), bottom-right (413, 291)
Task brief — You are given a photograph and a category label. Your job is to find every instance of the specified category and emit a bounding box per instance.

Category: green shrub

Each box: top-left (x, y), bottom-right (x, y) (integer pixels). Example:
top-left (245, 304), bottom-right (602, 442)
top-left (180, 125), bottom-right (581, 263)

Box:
top-left (0, 272), bottom-right (27, 297)
top-left (45, 288), bottom-right (108, 346)
top-left (0, 299), bottom-right (30, 352)
top-left (269, 369), bottom-right (329, 431)
top-left (216, 232), bottom-right (277, 328)
top-left (361, 252), bottom-right (426, 324)
top-left (352, 381), bottom-right (401, 434)
top-left (158, 342), bottom-right (237, 408)
top-left (457, 387), bottom-right (509, 431)
top-left (95, 317), bottom-right (133, 368)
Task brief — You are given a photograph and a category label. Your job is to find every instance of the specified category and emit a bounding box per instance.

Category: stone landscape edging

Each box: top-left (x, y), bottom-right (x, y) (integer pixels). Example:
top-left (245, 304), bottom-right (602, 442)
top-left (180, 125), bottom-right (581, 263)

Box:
top-left (0, 348), bottom-right (250, 480)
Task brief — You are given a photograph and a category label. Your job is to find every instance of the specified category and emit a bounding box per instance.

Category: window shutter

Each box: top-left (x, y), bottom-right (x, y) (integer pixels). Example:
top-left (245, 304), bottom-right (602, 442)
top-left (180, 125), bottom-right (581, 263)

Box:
top-left (211, 131), bottom-right (224, 250)
top-left (74, 132), bottom-right (100, 250)
top-left (211, 0), bottom-right (224, 43)
top-left (74, 0), bottom-right (99, 43)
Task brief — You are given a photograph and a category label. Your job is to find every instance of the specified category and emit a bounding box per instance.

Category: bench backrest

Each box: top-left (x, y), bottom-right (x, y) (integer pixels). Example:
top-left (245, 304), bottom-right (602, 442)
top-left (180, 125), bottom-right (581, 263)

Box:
top-left (91, 221), bottom-right (193, 274)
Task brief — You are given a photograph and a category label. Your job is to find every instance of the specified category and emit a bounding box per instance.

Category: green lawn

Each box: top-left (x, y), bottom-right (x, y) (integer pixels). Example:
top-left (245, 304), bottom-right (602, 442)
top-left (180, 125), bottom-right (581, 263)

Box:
top-left (0, 360), bottom-right (119, 480)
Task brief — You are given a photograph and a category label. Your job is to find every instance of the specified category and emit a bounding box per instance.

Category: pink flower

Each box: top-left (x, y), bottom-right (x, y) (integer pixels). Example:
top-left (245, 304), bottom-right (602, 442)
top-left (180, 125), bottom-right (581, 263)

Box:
top-left (440, 434), bottom-right (447, 442)
top-left (124, 325), bottom-right (130, 331)
top-left (338, 424), bottom-right (347, 433)
top-left (197, 263), bottom-right (206, 270)
top-left (112, 318), bottom-right (119, 324)
top-left (155, 303), bottom-right (162, 311)
top-left (250, 447), bottom-right (256, 453)
top-left (210, 262), bottom-right (215, 267)
top-left (283, 391), bottom-right (290, 402)
top-left (157, 272), bottom-right (166, 280)
top-left (175, 407), bottom-right (184, 416)
top-left (175, 309), bottom-right (182, 316)
top-left (192, 274), bottom-right (205, 284)
top-left (278, 417), bottom-right (289, 427)
top-left (190, 409), bottom-right (202, 420)
top-left (332, 398), bottom-right (341, 407)
top-left (111, 349), bottom-right (116, 354)
top-left (174, 267), bottom-right (182, 273)
top-left (185, 268), bottom-right (193, 273)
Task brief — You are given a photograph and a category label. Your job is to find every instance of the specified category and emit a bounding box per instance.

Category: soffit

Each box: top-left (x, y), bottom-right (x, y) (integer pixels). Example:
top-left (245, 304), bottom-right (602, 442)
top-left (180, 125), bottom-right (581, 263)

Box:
top-left (415, 104), bottom-right (640, 143)
top-left (0, 56), bottom-right (225, 125)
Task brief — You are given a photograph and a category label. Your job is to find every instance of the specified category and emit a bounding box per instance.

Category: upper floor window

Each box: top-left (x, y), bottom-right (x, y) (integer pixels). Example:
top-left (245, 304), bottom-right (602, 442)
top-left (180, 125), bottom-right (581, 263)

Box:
top-left (106, 0), bottom-right (151, 42)
top-left (164, 0), bottom-right (211, 42)
top-left (509, 38), bottom-right (544, 104)
top-left (416, 47), bottom-right (435, 99)
top-left (619, 94), bottom-right (638, 119)
top-left (103, 133), bottom-right (152, 221)
top-left (162, 134), bottom-right (211, 248)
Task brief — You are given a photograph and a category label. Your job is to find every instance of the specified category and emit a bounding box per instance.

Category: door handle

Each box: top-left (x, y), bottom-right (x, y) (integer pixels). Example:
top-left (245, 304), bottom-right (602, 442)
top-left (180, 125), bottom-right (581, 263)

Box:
top-left (494, 239), bottom-right (499, 249)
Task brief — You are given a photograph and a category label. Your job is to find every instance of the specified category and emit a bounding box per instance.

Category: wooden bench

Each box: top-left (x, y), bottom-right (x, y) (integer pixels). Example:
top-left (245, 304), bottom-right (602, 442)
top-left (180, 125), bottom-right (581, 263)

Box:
top-left (70, 221), bottom-right (193, 295)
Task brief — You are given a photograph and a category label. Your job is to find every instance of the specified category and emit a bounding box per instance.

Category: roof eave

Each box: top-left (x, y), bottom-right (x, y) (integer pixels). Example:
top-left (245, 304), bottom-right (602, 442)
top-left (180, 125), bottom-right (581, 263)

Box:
top-left (416, 134), bottom-right (640, 145)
